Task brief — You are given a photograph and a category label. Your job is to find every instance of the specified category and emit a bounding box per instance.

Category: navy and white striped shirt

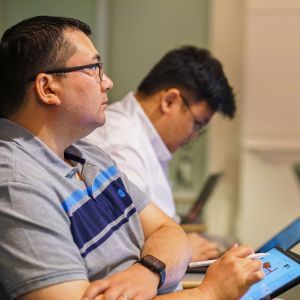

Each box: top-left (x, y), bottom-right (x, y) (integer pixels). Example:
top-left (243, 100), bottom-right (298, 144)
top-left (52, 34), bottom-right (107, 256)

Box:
top-left (0, 118), bottom-right (150, 299)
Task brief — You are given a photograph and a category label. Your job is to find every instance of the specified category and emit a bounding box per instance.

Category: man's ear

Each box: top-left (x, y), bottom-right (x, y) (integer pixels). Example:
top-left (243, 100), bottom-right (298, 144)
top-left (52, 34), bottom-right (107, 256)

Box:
top-left (34, 74), bottom-right (61, 106)
top-left (160, 88), bottom-right (181, 113)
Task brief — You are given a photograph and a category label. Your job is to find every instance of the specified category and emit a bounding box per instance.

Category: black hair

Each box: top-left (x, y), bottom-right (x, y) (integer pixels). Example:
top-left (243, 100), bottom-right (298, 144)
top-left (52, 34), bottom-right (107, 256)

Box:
top-left (137, 46), bottom-right (236, 118)
top-left (0, 16), bottom-right (92, 117)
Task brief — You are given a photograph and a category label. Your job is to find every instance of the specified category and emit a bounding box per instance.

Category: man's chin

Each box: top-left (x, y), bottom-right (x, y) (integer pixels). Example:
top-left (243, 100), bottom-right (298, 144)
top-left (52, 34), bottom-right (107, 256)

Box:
top-left (97, 116), bottom-right (106, 127)
top-left (88, 117), bottom-right (106, 133)
top-left (169, 144), bottom-right (180, 154)
top-left (181, 140), bottom-right (190, 148)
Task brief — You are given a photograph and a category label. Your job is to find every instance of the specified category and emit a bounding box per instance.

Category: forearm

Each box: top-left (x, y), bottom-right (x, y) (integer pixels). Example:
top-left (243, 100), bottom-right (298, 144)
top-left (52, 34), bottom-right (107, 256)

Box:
top-left (80, 245), bottom-right (264, 300)
top-left (153, 286), bottom-right (211, 300)
top-left (18, 280), bottom-right (95, 300)
top-left (141, 219), bottom-right (191, 286)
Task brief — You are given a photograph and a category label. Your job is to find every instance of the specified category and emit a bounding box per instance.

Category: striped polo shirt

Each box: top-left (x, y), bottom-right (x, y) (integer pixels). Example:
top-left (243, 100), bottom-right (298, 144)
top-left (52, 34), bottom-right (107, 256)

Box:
top-left (0, 118), bottom-right (150, 299)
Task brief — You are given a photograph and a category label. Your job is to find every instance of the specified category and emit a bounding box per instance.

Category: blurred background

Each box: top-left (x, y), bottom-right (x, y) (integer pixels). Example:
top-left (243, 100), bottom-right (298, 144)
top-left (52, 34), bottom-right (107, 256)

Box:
top-left (1, 0), bottom-right (299, 298)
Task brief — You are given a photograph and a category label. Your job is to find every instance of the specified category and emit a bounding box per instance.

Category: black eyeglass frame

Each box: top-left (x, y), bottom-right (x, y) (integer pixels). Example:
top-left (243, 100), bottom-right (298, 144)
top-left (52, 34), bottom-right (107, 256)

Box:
top-left (29, 62), bottom-right (103, 82)
top-left (180, 92), bottom-right (209, 133)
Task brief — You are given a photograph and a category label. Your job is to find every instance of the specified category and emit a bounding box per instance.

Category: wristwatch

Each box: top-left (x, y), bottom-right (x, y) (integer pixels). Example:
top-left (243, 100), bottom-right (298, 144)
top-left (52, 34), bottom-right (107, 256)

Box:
top-left (138, 255), bottom-right (166, 288)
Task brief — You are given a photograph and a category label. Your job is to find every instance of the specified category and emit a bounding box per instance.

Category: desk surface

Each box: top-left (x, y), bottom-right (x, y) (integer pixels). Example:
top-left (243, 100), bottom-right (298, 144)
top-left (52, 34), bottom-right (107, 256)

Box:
top-left (180, 223), bottom-right (206, 233)
top-left (181, 272), bottom-right (205, 289)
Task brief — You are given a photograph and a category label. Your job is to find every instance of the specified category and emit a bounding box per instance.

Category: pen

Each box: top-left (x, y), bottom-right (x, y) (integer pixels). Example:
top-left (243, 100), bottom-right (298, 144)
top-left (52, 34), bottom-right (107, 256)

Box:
top-left (188, 252), bottom-right (270, 268)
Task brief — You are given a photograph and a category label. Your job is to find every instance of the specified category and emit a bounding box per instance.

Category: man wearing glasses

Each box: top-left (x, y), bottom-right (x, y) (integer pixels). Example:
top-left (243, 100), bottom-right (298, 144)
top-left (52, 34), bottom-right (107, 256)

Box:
top-left (0, 16), bottom-right (263, 300)
top-left (86, 46), bottom-right (236, 263)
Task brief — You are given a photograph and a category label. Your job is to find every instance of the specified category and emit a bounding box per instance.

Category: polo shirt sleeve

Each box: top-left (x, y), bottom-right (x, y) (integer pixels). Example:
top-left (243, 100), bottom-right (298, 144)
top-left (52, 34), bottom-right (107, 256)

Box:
top-left (119, 170), bottom-right (151, 213)
top-left (0, 181), bottom-right (88, 299)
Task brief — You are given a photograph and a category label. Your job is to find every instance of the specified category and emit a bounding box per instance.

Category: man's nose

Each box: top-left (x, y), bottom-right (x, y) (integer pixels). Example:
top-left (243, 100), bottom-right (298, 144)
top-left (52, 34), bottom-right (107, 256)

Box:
top-left (100, 73), bottom-right (113, 92)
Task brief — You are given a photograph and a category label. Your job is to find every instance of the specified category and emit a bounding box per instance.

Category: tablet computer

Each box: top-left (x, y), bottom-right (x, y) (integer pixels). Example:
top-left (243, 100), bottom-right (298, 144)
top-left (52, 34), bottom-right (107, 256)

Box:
top-left (241, 246), bottom-right (300, 300)
top-left (186, 217), bottom-right (300, 274)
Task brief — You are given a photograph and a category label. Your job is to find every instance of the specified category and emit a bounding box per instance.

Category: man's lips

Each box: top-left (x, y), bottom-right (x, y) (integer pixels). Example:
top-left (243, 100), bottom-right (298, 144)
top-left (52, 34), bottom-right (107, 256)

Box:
top-left (101, 98), bottom-right (108, 106)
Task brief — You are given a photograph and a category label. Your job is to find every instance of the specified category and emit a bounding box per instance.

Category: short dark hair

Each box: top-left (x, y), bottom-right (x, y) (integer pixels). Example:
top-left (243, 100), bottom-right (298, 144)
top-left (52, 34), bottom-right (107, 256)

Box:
top-left (0, 16), bottom-right (92, 118)
top-left (137, 46), bottom-right (236, 118)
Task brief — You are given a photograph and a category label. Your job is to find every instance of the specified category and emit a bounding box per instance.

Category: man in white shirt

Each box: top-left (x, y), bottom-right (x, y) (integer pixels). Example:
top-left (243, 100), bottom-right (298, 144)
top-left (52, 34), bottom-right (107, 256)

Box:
top-left (85, 46), bottom-right (236, 262)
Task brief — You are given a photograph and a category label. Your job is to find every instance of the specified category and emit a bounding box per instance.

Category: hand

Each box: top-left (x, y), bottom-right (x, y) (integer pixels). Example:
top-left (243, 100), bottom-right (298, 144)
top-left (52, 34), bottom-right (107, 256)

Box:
top-left (197, 244), bottom-right (264, 300)
top-left (81, 262), bottom-right (159, 300)
top-left (187, 233), bottom-right (220, 262)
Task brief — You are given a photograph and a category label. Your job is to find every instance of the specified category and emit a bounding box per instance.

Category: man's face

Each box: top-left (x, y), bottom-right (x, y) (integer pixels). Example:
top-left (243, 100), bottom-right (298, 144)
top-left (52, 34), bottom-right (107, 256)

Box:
top-left (57, 30), bottom-right (113, 133)
top-left (166, 96), bottom-right (213, 153)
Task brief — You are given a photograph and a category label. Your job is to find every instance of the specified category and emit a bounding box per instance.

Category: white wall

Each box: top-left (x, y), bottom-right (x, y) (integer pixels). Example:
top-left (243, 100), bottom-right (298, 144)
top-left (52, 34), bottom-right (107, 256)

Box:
top-left (207, 4), bottom-right (300, 298)
top-left (237, 0), bottom-right (300, 247)
top-left (206, 1), bottom-right (300, 249)
top-left (94, 0), bottom-right (110, 71)
top-left (204, 0), bottom-right (244, 237)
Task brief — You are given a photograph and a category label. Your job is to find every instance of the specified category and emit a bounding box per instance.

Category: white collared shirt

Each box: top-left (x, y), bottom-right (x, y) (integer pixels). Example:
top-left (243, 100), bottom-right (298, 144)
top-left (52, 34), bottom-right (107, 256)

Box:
top-left (85, 92), bottom-right (177, 219)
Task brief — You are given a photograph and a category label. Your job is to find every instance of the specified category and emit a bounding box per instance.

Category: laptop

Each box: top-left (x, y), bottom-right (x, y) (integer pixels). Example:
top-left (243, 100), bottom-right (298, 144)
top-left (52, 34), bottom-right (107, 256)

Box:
top-left (241, 246), bottom-right (300, 300)
top-left (181, 173), bottom-right (223, 224)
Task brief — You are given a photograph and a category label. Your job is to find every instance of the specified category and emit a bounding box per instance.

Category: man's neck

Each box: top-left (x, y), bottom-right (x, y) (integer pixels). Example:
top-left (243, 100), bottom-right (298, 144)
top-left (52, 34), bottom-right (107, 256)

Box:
top-left (135, 92), bottom-right (173, 153)
top-left (135, 92), bottom-right (160, 122)
top-left (9, 113), bottom-right (74, 160)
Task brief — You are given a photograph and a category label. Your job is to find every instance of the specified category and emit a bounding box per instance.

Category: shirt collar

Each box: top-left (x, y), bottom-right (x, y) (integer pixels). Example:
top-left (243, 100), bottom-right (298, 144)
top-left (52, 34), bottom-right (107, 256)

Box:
top-left (0, 118), bottom-right (79, 178)
top-left (128, 92), bottom-right (172, 163)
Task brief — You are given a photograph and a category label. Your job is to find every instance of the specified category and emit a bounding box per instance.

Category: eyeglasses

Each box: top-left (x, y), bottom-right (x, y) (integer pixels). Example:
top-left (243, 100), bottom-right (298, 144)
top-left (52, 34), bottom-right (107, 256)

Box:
top-left (180, 93), bottom-right (209, 133)
top-left (30, 62), bottom-right (104, 82)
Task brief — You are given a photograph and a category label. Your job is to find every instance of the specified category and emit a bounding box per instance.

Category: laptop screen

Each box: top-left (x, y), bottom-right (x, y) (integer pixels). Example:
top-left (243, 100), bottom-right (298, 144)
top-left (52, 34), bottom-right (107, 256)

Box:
top-left (181, 173), bottom-right (222, 224)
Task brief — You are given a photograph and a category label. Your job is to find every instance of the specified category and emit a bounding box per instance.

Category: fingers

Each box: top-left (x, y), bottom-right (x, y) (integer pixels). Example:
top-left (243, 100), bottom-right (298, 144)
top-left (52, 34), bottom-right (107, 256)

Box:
top-left (81, 280), bottom-right (110, 300)
top-left (104, 284), bottom-right (128, 300)
top-left (132, 296), bottom-right (146, 300)
top-left (236, 255), bottom-right (264, 288)
top-left (202, 249), bottom-right (265, 300)
top-left (116, 293), bottom-right (132, 300)
top-left (246, 258), bottom-right (263, 272)
top-left (191, 246), bottom-right (219, 261)
top-left (82, 264), bottom-right (158, 300)
top-left (188, 233), bottom-right (221, 261)
top-left (201, 243), bottom-right (219, 259)
top-left (246, 270), bottom-right (265, 285)
top-left (244, 259), bottom-right (265, 285)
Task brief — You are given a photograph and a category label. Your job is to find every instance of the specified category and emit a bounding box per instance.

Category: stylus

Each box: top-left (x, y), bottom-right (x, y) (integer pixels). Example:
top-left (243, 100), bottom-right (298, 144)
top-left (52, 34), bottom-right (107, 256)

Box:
top-left (188, 252), bottom-right (270, 268)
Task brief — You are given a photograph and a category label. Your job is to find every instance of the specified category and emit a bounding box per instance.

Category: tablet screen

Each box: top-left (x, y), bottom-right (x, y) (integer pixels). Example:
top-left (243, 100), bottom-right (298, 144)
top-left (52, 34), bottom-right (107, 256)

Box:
top-left (241, 247), bottom-right (300, 300)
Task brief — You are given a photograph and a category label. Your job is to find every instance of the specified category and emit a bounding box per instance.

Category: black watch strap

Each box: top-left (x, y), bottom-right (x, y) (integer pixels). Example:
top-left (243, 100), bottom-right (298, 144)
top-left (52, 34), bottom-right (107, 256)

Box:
top-left (138, 255), bottom-right (166, 288)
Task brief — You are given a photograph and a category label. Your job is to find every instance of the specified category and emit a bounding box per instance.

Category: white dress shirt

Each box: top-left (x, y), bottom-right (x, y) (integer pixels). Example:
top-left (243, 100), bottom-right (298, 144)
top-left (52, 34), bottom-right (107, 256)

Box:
top-left (85, 92), bottom-right (177, 219)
